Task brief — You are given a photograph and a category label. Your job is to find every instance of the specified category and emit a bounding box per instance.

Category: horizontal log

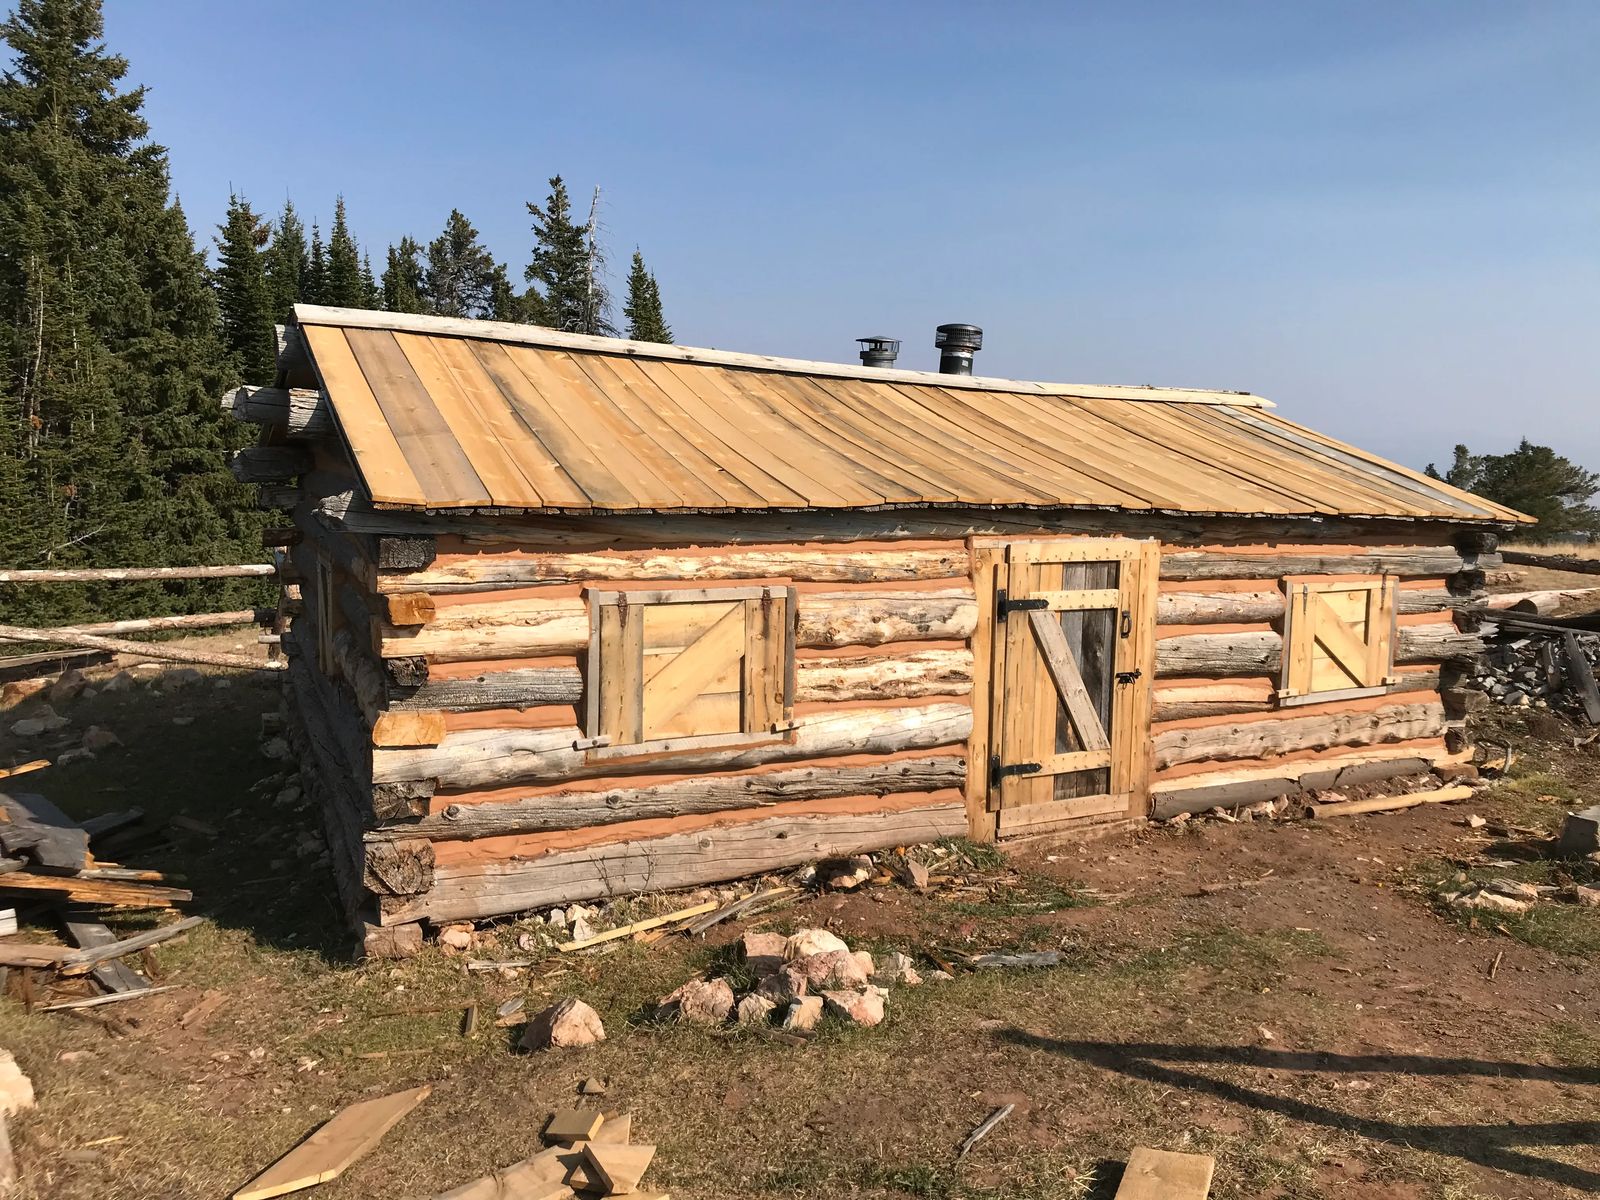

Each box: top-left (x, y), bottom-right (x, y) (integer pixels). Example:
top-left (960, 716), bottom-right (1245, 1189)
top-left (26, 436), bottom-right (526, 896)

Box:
top-left (1154, 623), bottom-right (1484, 677)
top-left (1159, 548), bottom-right (1487, 582)
top-left (1484, 587), bottom-right (1600, 614)
top-left (222, 385), bottom-right (332, 437)
top-left (0, 623), bottom-right (282, 671)
top-left (1152, 669), bottom-right (1439, 722)
top-left (330, 501), bottom-right (1471, 551)
top-left (382, 757), bottom-right (967, 841)
top-left (1304, 784), bottom-right (1473, 819)
top-left (381, 589), bottom-right (977, 661)
top-left (373, 700), bottom-right (972, 789)
top-left (377, 546), bottom-right (972, 593)
top-left (1149, 754), bottom-right (1441, 818)
top-left (1153, 700), bottom-right (1445, 770)
top-left (378, 798), bottom-right (968, 924)
top-left (389, 648), bottom-right (972, 714)
top-left (0, 563), bottom-right (275, 584)
top-left (1500, 549), bottom-right (1600, 577)
top-left (229, 445), bottom-right (312, 484)
top-left (44, 609), bottom-right (270, 637)
top-left (1154, 587), bottom-right (1454, 625)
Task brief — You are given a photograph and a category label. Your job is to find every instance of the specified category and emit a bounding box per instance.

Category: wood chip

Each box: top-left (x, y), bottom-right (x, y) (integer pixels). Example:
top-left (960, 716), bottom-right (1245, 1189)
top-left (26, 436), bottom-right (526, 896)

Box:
top-left (582, 1142), bottom-right (655, 1196)
top-left (543, 1109), bottom-right (604, 1145)
top-left (233, 1084), bottom-right (431, 1199)
top-left (1114, 1147), bottom-right (1215, 1199)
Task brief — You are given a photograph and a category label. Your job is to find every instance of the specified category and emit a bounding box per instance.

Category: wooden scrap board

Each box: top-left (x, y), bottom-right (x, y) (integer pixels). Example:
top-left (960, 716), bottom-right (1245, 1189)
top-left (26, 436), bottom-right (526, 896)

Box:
top-left (1114, 1146), bottom-right (1214, 1199)
top-left (233, 1083), bottom-right (431, 1199)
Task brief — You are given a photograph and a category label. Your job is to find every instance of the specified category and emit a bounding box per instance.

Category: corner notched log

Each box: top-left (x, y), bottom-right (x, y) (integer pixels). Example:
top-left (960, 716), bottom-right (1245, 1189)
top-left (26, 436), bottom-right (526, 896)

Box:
top-left (229, 445), bottom-right (312, 484)
top-left (222, 385), bottom-right (332, 438)
top-left (362, 839), bottom-right (435, 897)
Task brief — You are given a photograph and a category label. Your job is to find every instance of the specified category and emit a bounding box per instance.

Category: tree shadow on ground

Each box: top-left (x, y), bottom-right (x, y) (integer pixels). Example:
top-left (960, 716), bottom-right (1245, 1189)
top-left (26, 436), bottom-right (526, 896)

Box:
top-left (1000, 1030), bottom-right (1600, 1193)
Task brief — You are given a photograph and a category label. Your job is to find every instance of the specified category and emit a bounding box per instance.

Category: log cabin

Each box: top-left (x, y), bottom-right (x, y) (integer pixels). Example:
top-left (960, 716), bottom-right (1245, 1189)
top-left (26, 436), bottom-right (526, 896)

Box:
top-left (225, 305), bottom-right (1530, 955)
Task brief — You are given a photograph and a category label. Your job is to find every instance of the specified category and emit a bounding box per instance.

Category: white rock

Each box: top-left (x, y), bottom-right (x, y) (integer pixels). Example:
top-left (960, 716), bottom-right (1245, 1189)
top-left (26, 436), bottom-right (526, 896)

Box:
top-left (781, 995), bottom-right (824, 1033)
top-left (660, 978), bottom-right (736, 1025)
top-left (0, 1049), bottom-right (35, 1116)
top-left (100, 671), bottom-right (136, 693)
top-left (56, 748), bottom-right (95, 766)
top-left (437, 923), bottom-right (474, 951)
top-left (785, 928), bottom-right (849, 960)
top-left (568, 914), bottom-right (596, 944)
top-left (81, 725), bottom-right (121, 752)
top-left (158, 667), bottom-right (204, 691)
top-left (823, 986), bottom-right (887, 1027)
top-left (520, 998), bottom-right (606, 1050)
top-left (736, 993), bottom-right (777, 1026)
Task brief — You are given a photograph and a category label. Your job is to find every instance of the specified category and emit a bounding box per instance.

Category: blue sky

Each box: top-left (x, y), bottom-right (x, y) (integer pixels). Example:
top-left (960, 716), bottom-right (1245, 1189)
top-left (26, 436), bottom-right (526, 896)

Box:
top-left (100, 1), bottom-right (1599, 474)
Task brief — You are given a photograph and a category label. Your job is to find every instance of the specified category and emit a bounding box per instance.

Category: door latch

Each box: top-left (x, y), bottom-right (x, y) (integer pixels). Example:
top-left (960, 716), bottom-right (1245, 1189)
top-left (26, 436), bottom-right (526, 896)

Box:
top-left (1120, 608), bottom-right (1132, 637)
top-left (996, 590), bottom-right (1049, 619)
top-left (1115, 668), bottom-right (1142, 685)
top-left (990, 756), bottom-right (1043, 787)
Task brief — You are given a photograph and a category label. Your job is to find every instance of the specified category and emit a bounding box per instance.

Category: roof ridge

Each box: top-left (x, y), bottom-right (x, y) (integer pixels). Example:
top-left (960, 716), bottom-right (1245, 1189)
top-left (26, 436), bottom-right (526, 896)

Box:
top-left (291, 304), bottom-right (1271, 408)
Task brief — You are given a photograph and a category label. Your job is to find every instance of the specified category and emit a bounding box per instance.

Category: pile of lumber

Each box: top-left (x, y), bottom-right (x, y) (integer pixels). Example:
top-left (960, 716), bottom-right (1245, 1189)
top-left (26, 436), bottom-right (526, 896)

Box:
top-left (0, 787), bottom-right (193, 1008)
top-left (431, 1107), bottom-right (663, 1199)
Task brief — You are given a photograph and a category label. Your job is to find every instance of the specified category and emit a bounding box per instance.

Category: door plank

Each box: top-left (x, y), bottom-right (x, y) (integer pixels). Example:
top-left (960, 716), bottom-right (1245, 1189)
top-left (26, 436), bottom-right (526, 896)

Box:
top-left (1027, 609), bottom-right (1111, 752)
top-left (641, 605), bottom-right (747, 728)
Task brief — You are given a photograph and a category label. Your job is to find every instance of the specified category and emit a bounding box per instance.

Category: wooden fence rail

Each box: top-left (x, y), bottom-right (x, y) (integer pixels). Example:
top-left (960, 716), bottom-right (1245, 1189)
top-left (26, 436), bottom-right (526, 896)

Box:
top-left (0, 564), bottom-right (275, 584)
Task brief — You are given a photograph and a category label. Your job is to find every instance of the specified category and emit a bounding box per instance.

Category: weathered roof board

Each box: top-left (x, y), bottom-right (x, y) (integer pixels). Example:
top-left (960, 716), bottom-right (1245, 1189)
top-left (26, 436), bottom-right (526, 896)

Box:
top-left (292, 305), bottom-right (1529, 524)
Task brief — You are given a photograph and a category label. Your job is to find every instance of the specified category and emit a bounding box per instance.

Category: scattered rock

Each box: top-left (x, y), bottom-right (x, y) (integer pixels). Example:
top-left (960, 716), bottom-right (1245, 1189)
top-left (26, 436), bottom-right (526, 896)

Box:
top-left (47, 669), bottom-right (89, 706)
top-left (580, 1076), bottom-right (607, 1096)
top-left (547, 907), bottom-right (569, 931)
top-left (736, 994), bottom-right (777, 1026)
top-left (851, 950), bottom-right (876, 978)
top-left (260, 736), bottom-right (290, 760)
top-left (437, 923), bottom-right (474, 952)
top-left (791, 949), bottom-right (870, 989)
top-left (818, 854), bottom-right (874, 890)
top-left (1452, 890), bottom-right (1532, 916)
top-left (823, 986), bottom-right (887, 1027)
top-left (1464, 814), bottom-right (1487, 829)
top-left (741, 931), bottom-right (787, 974)
top-left (785, 928), bottom-right (849, 960)
top-left (99, 671), bottom-right (136, 694)
top-left (754, 967), bottom-right (808, 1003)
top-left (11, 706), bottom-right (68, 737)
top-left (568, 913), bottom-right (596, 944)
top-left (56, 1050), bottom-right (94, 1064)
top-left (1, 678), bottom-right (49, 708)
top-left (0, 1049), bottom-right (35, 1115)
top-left (899, 857), bottom-right (930, 890)
top-left (927, 969), bottom-right (955, 983)
top-left (1566, 885), bottom-right (1600, 908)
top-left (660, 978), bottom-right (736, 1025)
top-left (520, 998), bottom-right (606, 1051)
top-left (1485, 878), bottom-right (1541, 902)
top-left (876, 952), bottom-right (922, 986)
top-left (1436, 762), bottom-right (1480, 783)
top-left (516, 931), bottom-right (542, 952)
top-left (1557, 806), bottom-right (1600, 857)
top-left (81, 725), bottom-right (121, 753)
top-left (158, 667), bottom-right (204, 691)
top-left (780, 995), bottom-right (823, 1033)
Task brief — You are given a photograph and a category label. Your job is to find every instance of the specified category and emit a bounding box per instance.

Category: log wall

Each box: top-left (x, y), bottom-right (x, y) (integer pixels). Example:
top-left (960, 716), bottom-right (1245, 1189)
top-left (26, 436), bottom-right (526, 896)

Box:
top-left (263, 461), bottom-right (1499, 930)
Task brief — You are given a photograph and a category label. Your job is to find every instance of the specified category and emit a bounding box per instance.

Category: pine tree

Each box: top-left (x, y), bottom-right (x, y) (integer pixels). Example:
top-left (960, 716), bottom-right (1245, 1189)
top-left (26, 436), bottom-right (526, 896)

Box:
top-left (1427, 441), bottom-right (1600, 540)
top-left (382, 237), bottom-right (426, 313)
top-left (263, 198), bottom-right (307, 323)
top-left (423, 209), bottom-right (512, 319)
top-left (325, 196), bottom-right (364, 307)
top-left (0, 0), bottom-right (265, 622)
top-left (359, 250), bottom-right (378, 308)
top-left (212, 193), bottom-right (277, 381)
top-left (623, 249), bottom-right (671, 343)
top-left (305, 221), bottom-right (326, 305)
top-left (526, 175), bottom-right (611, 333)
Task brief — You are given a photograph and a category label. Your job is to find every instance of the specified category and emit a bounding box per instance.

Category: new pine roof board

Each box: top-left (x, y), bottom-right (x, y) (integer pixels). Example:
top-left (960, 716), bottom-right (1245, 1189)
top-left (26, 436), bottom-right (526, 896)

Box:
top-left (289, 305), bottom-right (1529, 524)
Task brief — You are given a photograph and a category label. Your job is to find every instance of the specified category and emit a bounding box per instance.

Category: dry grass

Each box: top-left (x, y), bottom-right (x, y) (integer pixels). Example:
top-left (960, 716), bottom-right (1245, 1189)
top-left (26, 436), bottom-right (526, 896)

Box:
top-left (2, 670), bottom-right (1600, 1199)
top-left (1501, 541), bottom-right (1600, 560)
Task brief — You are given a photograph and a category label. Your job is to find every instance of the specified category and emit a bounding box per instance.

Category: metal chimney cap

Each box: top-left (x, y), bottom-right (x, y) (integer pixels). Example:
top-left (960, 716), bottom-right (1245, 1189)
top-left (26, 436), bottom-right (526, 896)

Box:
top-left (934, 323), bottom-right (983, 351)
top-left (856, 335), bottom-right (901, 350)
top-left (857, 335), bottom-right (901, 368)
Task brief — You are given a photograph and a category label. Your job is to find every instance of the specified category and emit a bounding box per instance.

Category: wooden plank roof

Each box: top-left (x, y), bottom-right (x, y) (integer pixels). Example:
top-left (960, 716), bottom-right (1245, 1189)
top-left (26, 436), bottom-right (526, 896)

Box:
top-left (290, 305), bottom-right (1530, 524)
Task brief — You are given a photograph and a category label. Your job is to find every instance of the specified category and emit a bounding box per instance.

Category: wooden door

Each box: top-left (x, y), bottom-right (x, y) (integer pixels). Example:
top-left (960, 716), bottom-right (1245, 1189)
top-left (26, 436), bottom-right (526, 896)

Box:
top-left (987, 538), bottom-right (1158, 837)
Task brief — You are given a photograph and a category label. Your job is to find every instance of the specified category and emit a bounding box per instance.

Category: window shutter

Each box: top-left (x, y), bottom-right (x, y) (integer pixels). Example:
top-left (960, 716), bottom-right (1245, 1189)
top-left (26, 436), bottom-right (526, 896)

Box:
top-left (590, 587), bottom-right (793, 748)
top-left (1281, 576), bottom-right (1396, 702)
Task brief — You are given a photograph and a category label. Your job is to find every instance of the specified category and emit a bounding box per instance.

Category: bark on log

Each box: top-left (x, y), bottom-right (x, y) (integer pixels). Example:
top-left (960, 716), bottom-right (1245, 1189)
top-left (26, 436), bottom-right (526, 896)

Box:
top-left (1159, 548), bottom-right (1477, 581)
top-left (378, 801), bottom-right (969, 924)
top-left (1153, 700), bottom-right (1446, 770)
top-left (0, 623), bottom-right (281, 671)
top-left (1155, 587), bottom-right (1454, 625)
top-left (223, 385), bottom-right (332, 437)
top-left (1154, 624), bottom-right (1484, 677)
top-left (229, 445), bottom-right (312, 484)
top-left (1500, 550), bottom-right (1600, 577)
top-left (0, 564), bottom-right (274, 584)
top-left (375, 547), bottom-right (973, 593)
top-left (362, 839), bottom-right (435, 896)
top-left (384, 757), bottom-right (968, 841)
top-left (372, 701), bottom-right (973, 788)
top-left (381, 589), bottom-right (977, 661)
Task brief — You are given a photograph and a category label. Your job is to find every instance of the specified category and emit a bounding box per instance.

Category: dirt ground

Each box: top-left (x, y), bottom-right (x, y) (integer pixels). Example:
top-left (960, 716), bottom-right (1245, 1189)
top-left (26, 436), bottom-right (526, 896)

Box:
top-left (1, 652), bottom-right (1599, 1200)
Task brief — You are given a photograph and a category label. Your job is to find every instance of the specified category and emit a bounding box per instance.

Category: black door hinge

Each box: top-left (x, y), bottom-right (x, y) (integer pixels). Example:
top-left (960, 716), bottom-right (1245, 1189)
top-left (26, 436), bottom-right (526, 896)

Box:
top-left (1115, 668), bottom-right (1142, 685)
top-left (996, 590), bottom-right (1050, 619)
top-left (990, 756), bottom-right (1043, 787)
